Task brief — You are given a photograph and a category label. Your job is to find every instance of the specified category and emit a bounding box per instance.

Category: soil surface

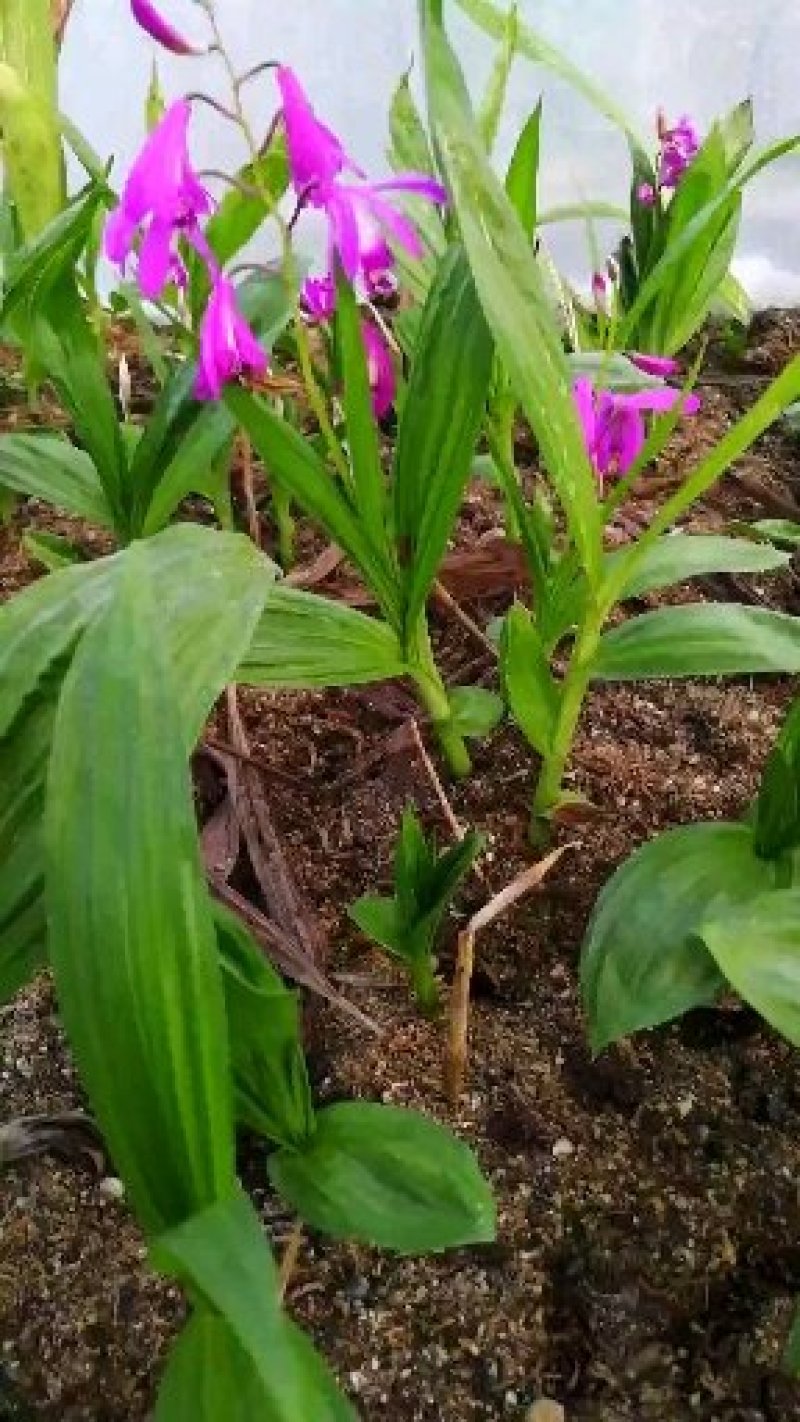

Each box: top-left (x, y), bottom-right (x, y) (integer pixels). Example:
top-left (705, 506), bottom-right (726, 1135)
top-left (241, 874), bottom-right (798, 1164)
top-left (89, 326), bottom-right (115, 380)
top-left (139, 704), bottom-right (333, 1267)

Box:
top-left (2, 315), bottom-right (800, 1421)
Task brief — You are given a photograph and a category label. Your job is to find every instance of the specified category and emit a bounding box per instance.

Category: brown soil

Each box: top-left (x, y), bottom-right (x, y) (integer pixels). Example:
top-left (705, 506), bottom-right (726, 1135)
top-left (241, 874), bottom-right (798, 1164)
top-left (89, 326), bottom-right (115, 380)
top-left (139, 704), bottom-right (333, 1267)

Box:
top-left (2, 315), bottom-right (800, 1421)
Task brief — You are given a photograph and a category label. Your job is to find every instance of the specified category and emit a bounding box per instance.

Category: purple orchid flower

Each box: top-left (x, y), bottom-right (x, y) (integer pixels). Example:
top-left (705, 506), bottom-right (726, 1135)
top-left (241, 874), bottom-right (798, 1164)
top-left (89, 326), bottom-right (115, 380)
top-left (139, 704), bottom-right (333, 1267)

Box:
top-left (630, 353), bottom-right (681, 378)
top-left (574, 377), bottom-right (700, 486)
top-left (195, 276), bottom-right (268, 401)
top-left (657, 110), bottom-right (700, 190)
top-left (637, 181), bottom-right (657, 207)
top-left (362, 322), bottom-right (395, 420)
top-left (130, 0), bottom-right (201, 54)
top-left (301, 275), bottom-right (337, 324)
top-left (105, 99), bottom-right (211, 299)
top-left (277, 66), bottom-right (446, 299)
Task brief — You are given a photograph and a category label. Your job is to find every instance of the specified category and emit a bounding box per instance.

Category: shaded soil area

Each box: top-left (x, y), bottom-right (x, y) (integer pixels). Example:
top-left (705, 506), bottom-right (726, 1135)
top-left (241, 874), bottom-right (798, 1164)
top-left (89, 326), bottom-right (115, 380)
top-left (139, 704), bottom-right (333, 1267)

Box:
top-left (1, 314), bottom-right (800, 1420)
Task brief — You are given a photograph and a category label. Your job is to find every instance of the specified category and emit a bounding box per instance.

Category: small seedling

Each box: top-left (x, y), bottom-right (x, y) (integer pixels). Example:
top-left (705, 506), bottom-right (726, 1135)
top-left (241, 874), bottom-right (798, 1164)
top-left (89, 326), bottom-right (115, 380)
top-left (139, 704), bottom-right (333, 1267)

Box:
top-left (349, 806), bottom-right (484, 1017)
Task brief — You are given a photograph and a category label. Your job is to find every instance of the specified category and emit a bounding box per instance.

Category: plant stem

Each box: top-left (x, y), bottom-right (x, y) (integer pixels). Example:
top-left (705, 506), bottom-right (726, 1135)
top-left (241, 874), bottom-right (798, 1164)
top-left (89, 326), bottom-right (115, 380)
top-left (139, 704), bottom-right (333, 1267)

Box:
top-left (531, 614), bottom-right (602, 837)
top-left (407, 618), bottom-right (472, 779)
top-left (272, 482), bottom-right (296, 570)
top-left (411, 957), bottom-right (441, 1018)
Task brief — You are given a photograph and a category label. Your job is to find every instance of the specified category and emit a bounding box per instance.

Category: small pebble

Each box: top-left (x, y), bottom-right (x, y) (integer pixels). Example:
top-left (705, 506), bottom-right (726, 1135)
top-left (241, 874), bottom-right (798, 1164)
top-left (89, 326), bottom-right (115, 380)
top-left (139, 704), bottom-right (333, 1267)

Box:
top-left (552, 1138), bottom-right (575, 1159)
top-left (527, 1402), bottom-right (566, 1422)
top-left (98, 1177), bottom-right (125, 1202)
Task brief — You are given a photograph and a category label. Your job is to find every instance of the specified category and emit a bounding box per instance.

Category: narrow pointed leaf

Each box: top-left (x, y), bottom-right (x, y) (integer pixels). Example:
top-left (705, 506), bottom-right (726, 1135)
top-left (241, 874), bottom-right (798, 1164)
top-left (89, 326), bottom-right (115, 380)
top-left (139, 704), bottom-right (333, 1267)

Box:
top-left (0, 433), bottom-right (114, 526)
top-left (238, 585), bottom-right (407, 689)
top-left (595, 605), bottom-right (800, 682)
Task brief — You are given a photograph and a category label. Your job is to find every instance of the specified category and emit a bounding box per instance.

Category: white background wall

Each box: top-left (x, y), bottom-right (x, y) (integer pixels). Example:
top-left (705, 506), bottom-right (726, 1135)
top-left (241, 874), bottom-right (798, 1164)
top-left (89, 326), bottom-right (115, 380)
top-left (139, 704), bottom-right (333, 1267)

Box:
top-left (61, 1), bottom-right (800, 304)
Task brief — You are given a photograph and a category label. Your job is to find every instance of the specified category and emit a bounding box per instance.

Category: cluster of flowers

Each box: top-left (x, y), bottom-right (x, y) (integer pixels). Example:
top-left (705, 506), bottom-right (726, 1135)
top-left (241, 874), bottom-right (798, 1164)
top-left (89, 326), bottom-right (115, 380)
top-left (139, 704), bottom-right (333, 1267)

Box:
top-left (638, 109), bottom-right (701, 207)
top-left (113, 1), bottom-right (700, 473)
top-left (108, 2), bottom-right (446, 412)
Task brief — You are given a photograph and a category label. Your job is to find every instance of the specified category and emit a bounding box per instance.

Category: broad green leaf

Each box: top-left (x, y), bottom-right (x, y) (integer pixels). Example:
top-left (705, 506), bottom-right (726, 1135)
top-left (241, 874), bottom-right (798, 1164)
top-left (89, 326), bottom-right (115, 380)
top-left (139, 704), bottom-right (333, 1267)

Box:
top-left (719, 98), bottom-right (755, 172)
top-left (595, 604), bottom-right (800, 682)
top-left (0, 683), bottom-right (56, 1003)
top-left (581, 823), bottom-right (777, 1052)
top-left (420, 4), bottom-right (602, 581)
top-left (702, 891), bottom-right (800, 1047)
top-left (393, 245), bottom-right (493, 629)
top-left (1, 183), bottom-right (101, 327)
top-left (0, 523), bottom-right (274, 744)
top-left (156, 1311), bottom-right (356, 1422)
top-left (754, 700), bottom-right (800, 861)
top-left (216, 905), bottom-right (315, 1148)
top-left (501, 602), bottom-right (558, 756)
top-left (713, 270), bottom-right (751, 324)
top-left (607, 533), bottom-right (790, 601)
top-left (152, 1189), bottom-right (355, 1421)
top-left (448, 685), bottom-right (504, 738)
top-left (45, 552), bottom-right (236, 1233)
top-left (226, 386), bottom-right (403, 629)
top-left (348, 895), bottom-right (404, 958)
top-left (269, 1101), bottom-right (496, 1253)
top-left (453, 0), bottom-right (643, 147)
top-left (567, 351), bottom-right (665, 390)
top-left (478, 3), bottom-right (519, 152)
top-left (335, 268), bottom-right (386, 545)
top-left (238, 585), bottom-right (407, 689)
top-left (505, 101), bottom-right (541, 239)
top-left (0, 432), bottom-right (114, 527)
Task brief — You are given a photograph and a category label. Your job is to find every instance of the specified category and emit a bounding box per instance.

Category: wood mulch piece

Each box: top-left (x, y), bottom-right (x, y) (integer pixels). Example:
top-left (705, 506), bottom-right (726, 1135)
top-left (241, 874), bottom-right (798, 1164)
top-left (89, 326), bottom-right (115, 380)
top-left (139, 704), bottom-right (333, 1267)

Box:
top-left (1, 315), bottom-right (800, 1420)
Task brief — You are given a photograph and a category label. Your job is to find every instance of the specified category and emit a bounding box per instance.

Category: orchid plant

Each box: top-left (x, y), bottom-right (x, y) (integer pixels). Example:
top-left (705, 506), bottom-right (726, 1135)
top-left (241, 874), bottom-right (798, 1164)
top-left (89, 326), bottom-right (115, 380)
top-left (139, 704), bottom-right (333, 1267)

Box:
top-left (580, 693), bottom-right (800, 1367)
top-left (417, 0), bottom-right (800, 839)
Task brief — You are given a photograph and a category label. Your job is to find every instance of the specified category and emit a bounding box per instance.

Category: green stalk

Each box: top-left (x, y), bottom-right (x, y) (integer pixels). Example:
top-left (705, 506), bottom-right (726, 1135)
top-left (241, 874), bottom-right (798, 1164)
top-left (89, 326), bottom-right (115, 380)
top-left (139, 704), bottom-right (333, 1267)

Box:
top-left (410, 956), bottom-right (441, 1018)
top-left (0, 0), bottom-right (64, 238)
top-left (272, 482), bottom-right (296, 571)
top-left (407, 616), bottom-right (472, 779)
top-left (531, 613), bottom-right (603, 838)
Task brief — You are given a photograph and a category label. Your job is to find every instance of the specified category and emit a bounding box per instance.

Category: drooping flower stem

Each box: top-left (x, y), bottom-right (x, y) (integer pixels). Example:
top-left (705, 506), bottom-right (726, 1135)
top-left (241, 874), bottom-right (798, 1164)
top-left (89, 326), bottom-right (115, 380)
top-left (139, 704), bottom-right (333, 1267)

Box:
top-left (407, 617), bottom-right (471, 780)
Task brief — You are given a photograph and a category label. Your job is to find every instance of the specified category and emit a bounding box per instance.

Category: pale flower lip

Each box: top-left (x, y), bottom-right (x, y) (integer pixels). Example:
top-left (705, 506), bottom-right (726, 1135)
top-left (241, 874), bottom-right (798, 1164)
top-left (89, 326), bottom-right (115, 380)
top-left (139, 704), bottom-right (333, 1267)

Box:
top-left (130, 0), bottom-right (203, 55)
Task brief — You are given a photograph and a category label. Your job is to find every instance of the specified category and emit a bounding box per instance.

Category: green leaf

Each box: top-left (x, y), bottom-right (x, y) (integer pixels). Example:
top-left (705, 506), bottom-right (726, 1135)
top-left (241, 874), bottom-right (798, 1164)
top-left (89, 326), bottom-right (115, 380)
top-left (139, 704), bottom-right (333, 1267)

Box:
top-left (393, 245), bottom-right (493, 629)
top-left (156, 1310), bottom-right (356, 1422)
top-left (567, 352), bottom-right (665, 391)
top-left (595, 604), bottom-right (800, 682)
top-left (453, 0), bottom-right (643, 148)
top-left (387, 71), bottom-right (446, 301)
top-left (140, 404), bottom-right (236, 537)
top-left (505, 101), bottom-right (541, 239)
top-left (21, 530), bottom-right (87, 571)
top-left (226, 386), bottom-right (403, 630)
top-left (190, 138), bottom-right (289, 322)
top-left (448, 685), bottom-right (504, 739)
top-left (153, 1189), bottom-right (354, 1420)
top-left (607, 533), bottom-right (790, 601)
top-left (238, 585), bottom-right (407, 689)
top-left (335, 267), bottom-right (386, 545)
top-left (713, 270), bottom-right (751, 324)
top-left (348, 895), bottom-right (404, 957)
top-left (0, 523), bottom-right (274, 745)
top-left (478, 3), bottom-right (519, 152)
top-left (216, 905), bottom-right (315, 1148)
top-left (0, 432), bottom-right (114, 527)
top-left (0, 683), bottom-right (55, 1003)
top-left (45, 550), bottom-right (236, 1233)
top-left (754, 700), bottom-right (800, 861)
top-left (702, 891), bottom-right (800, 1047)
top-left (581, 823), bottom-right (777, 1052)
top-left (753, 519), bottom-right (800, 549)
top-left (501, 602), bottom-right (559, 756)
top-left (420, 5), bottom-right (602, 582)
top-left (269, 1101), bottom-right (496, 1253)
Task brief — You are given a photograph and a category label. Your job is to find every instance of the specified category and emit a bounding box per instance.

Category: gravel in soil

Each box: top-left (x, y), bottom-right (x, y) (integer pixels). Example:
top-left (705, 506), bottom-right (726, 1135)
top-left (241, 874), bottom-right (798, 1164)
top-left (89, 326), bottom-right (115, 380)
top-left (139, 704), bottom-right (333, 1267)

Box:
top-left (1, 316), bottom-right (800, 1420)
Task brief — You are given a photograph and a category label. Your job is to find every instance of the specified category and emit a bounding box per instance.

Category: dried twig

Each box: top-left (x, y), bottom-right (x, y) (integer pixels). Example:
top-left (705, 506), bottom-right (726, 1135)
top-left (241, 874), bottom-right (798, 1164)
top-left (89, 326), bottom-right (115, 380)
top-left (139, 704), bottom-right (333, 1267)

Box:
top-left (445, 844), bottom-right (576, 1107)
top-left (409, 719), bottom-right (476, 856)
top-left (239, 435), bottom-right (261, 547)
top-left (286, 543), bottom-right (346, 589)
top-left (278, 1220), bottom-right (305, 1300)
top-left (432, 579), bottom-right (497, 657)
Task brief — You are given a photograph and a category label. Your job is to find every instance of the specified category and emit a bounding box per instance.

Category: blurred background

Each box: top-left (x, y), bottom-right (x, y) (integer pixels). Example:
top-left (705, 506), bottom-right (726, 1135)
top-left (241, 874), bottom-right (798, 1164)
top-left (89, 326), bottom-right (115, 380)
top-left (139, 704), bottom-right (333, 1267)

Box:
top-left (61, 0), bottom-right (800, 305)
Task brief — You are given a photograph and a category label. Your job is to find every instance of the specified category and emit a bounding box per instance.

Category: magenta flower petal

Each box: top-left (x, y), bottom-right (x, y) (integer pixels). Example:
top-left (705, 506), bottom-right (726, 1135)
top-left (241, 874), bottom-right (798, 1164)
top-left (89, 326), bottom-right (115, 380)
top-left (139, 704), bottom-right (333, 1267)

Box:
top-left (630, 352), bottom-right (681, 378)
top-left (277, 66), bottom-right (358, 198)
top-left (130, 0), bottom-right (200, 54)
top-left (371, 173), bottom-right (449, 206)
top-left (362, 322), bottom-right (395, 420)
top-left (195, 278), bottom-right (268, 401)
top-left (637, 182), bottom-right (657, 207)
top-left (302, 275), bottom-right (337, 324)
top-left (573, 377), bottom-right (699, 486)
top-left (105, 99), bottom-right (211, 300)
